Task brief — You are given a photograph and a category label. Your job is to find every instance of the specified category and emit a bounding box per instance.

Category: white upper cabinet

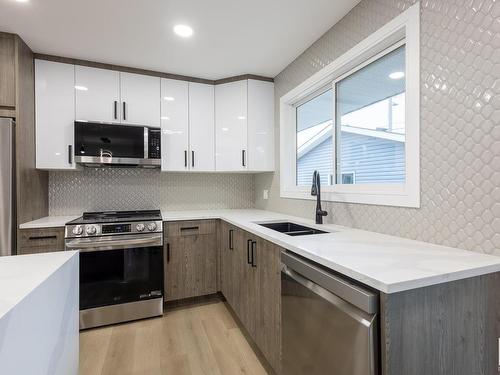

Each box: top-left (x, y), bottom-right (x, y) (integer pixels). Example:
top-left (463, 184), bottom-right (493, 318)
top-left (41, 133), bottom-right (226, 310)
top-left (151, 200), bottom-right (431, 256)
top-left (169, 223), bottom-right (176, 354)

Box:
top-left (189, 82), bottom-right (215, 171)
top-left (120, 72), bottom-right (160, 127)
top-left (35, 60), bottom-right (76, 170)
top-left (247, 79), bottom-right (274, 171)
top-left (215, 80), bottom-right (248, 171)
top-left (36, 61), bottom-right (274, 173)
top-left (161, 79), bottom-right (189, 171)
top-left (215, 79), bottom-right (274, 172)
top-left (75, 66), bottom-right (120, 123)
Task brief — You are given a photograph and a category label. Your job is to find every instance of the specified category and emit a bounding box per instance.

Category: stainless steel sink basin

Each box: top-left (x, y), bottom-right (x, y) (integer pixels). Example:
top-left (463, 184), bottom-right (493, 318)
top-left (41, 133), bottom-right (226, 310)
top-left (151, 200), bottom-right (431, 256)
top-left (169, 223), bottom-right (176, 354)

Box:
top-left (258, 222), bottom-right (328, 236)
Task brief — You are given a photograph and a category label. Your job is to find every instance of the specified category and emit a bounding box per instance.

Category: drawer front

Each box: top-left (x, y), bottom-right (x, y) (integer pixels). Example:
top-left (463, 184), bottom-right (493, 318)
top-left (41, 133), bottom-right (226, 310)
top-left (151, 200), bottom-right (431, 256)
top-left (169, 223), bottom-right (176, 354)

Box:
top-left (165, 220), bottom-right (217, 237)
top-left (18, 227), bottom-right (65, 254)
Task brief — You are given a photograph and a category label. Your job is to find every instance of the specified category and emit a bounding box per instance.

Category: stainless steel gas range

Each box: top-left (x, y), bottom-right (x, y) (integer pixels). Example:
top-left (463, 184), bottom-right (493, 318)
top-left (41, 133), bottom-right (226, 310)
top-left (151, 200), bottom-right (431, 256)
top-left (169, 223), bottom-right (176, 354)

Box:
top-left (65, 210), bottom-right (164, 329)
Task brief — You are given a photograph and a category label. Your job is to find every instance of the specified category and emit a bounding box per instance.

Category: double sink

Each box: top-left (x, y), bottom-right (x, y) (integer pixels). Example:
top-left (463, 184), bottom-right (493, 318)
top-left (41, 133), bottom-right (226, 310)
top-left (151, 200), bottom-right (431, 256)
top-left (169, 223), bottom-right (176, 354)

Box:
top-left (258, 222), bottom-right (329, 236)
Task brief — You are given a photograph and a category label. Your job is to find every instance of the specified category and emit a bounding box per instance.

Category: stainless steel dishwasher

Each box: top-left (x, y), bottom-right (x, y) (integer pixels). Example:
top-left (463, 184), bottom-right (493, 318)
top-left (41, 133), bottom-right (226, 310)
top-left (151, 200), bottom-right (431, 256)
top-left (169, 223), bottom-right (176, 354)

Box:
top-left (281, 251), bottom-right (379, 375)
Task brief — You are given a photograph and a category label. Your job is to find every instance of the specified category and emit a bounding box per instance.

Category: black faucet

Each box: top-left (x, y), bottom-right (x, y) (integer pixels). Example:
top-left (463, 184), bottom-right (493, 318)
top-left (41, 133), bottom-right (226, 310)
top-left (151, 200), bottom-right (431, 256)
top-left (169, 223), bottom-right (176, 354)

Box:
top-left (311, 171), bottom-right (328, 224)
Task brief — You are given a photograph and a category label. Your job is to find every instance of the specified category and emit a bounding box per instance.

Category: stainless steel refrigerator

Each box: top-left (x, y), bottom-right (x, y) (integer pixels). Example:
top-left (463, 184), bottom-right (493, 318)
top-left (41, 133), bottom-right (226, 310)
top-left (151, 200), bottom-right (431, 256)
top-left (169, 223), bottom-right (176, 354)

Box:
top-left (0, 118), bottom-right (15, 256)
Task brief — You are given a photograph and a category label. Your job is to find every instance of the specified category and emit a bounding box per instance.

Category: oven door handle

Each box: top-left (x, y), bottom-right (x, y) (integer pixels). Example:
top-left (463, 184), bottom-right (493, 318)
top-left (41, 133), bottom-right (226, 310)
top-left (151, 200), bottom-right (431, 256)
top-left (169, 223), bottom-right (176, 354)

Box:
top-left (65, 233), bottom-right (163, 252)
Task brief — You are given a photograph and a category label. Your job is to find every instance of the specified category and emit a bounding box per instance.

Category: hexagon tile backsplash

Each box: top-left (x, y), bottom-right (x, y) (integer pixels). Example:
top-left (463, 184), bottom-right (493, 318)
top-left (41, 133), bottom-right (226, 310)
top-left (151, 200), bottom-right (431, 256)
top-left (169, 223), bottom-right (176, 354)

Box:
top-left (255, 0), bottom-right (500, 255)
top-left (49, 169), bottom-right (255, 215)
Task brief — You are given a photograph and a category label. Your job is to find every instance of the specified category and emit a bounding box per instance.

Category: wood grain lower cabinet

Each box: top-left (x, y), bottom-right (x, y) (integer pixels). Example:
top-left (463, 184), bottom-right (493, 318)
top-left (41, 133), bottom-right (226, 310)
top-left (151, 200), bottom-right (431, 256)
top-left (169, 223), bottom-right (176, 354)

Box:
top-left (220, 221), bottom-right (238, 308)
top-left (380, 271), bottom-right (500, 375)
top-left (220, 222), bottom-right (281, 373)
top-left (164, 220), bottom-right (218, 301)
top-left (18, 227), bottom-right (65, 254)
top-left (254, 237), bottom-right (281, 373)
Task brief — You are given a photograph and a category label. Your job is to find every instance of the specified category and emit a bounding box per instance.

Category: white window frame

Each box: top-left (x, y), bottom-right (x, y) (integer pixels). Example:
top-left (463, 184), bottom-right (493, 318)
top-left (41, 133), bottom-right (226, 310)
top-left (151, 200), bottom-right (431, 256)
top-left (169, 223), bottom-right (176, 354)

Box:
top-left (280, 3), bottom-right (420, 208)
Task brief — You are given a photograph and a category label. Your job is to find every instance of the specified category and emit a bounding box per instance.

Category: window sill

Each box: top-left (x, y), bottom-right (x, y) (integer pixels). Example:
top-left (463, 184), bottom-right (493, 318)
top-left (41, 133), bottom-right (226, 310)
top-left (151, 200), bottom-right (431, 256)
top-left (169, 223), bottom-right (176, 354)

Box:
top-left (280, 187), bottom-right (420, 208)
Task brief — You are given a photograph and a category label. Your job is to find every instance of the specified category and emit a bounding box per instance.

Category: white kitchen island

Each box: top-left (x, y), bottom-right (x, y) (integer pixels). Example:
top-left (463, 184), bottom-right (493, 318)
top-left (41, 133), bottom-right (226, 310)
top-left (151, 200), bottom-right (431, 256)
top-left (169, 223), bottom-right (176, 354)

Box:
top-left (0, 251), bottom-right (79, 375)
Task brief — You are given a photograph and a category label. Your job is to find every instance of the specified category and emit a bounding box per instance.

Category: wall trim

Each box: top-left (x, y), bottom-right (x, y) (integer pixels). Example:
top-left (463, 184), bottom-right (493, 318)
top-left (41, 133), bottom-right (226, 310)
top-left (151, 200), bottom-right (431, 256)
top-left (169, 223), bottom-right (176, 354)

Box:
top-left (33, 53), bottom-right (274, 85)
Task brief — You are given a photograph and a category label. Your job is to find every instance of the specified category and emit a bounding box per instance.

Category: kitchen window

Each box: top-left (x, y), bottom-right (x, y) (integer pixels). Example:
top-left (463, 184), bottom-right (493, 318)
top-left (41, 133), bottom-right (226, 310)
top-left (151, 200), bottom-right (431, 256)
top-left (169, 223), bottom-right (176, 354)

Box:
top-left (281, 4), bottom-right (419, 207)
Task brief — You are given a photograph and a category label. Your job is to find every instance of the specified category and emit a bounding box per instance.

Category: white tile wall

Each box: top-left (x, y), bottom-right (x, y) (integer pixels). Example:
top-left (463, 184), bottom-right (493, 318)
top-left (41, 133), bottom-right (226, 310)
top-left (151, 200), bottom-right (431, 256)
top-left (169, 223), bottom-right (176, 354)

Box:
top-left (255, 0), bottom-right (500, 255)
top-left (49, 169), bottom-right (255, 215)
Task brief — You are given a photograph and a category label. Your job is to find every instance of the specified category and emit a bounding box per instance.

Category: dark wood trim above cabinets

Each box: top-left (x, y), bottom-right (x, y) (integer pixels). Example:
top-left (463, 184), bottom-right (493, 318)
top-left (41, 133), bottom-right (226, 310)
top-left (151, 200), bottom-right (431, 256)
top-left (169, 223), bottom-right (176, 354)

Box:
top-left (33, 53), bottom-right (275, 85)
top-left (214, 74), bottom-right (274, 85)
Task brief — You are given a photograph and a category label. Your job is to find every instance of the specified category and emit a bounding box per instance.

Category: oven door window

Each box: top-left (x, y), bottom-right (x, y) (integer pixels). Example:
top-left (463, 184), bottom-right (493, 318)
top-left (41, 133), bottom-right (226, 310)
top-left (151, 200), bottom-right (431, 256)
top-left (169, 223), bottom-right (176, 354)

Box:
top-left (79, 246), bottom-right (164, 310)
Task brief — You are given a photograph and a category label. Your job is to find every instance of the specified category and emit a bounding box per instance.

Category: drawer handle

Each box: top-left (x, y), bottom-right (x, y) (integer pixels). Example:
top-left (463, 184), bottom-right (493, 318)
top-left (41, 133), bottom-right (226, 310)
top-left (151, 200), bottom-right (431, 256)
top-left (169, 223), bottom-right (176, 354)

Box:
top-left (29, 235), bottom-right (57, 240)
top-left (166, 243), bottom-right (170, 263)
top-left (180, 226), bottom-right (199, 231)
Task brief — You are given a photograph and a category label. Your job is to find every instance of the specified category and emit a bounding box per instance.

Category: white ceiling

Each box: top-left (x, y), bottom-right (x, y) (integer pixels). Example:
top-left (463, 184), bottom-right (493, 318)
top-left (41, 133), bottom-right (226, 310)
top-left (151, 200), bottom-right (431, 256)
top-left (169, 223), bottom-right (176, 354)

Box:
top-left (0, 0), bottom-right (361, 80)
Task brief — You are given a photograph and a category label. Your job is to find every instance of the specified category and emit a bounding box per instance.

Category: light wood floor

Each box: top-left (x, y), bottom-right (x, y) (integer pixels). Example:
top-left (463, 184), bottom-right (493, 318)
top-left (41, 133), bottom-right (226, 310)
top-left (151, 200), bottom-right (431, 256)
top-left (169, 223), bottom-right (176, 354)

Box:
top-left (79, 301), bottom-right (268, 375)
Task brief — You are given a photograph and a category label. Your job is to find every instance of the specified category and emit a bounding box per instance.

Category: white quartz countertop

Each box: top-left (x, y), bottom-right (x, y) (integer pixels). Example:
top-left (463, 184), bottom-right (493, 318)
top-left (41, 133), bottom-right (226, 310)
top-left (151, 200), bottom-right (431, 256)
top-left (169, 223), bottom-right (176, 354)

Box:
top-left (0, 251), bottom-right (78, 320)
top-left (19, 215), bottom-right (78, 229)
top-left (162, 209), bottom-right (500, 293)
top-left (20, 209), bottom-right (500, 293)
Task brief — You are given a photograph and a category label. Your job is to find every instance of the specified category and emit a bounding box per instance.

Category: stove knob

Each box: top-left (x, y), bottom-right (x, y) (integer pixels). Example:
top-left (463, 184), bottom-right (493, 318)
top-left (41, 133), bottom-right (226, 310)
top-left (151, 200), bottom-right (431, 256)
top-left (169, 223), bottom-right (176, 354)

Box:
top-left (72, 225), bottom-right (83, 236)
top-left (86, 225), bottom-right (97, 235)
top-left (147, 222), bottom-right (157, 232)
top-left (136, 223), bottom-right (145, 232)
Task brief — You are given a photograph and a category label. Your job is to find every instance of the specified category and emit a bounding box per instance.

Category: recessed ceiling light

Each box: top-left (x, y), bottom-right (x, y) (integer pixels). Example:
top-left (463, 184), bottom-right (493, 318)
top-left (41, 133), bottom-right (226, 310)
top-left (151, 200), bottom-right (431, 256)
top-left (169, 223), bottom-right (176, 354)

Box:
top-left (161, 116), bottom-right (170, 120)
top-left (15, 0), bottom-right (29, 3)
top-left (389, 71), bottom-right (405, 80)
top-left (237, 116), bottom-right (246, 120)
top-left (163, 96), bottom-right (175, 101)
top-left (74, 85), bottom-right (88, 91)
top-left (173, 24), bottom-right (193, 38)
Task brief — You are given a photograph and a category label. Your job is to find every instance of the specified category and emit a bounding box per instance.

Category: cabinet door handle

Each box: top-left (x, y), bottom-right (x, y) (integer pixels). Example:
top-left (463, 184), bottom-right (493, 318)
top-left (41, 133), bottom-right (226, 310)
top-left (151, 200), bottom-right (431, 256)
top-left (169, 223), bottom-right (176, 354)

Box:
top-left (184, 150), bottom-right (188, 168)
top-left (114, 101), bottom-right (118, 120)
top-left (29, 235), bottom-right (57, 240)
top-left (247, 239), bottom-right (252, 264)
top-left (251, 241), bottom-right (257, 267)
top-left (123, 102), bottom-right (127, 121)
top-left (242, 150), bottom-right (246, 167)
top-left (166, 243), bottom-right (170, 263)
top-left (68, 145), bottom-right (73, 164)
top-left (192, 150), bottom-right (195, 168)
top-left (229, 229), bottom-right (234, 250)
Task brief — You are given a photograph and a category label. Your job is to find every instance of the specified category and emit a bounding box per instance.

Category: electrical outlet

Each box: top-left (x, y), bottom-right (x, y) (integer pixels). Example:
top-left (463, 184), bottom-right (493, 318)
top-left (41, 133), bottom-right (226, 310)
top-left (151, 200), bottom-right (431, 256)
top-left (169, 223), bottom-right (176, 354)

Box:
top-left (263, 190), bottom-right (269, 200)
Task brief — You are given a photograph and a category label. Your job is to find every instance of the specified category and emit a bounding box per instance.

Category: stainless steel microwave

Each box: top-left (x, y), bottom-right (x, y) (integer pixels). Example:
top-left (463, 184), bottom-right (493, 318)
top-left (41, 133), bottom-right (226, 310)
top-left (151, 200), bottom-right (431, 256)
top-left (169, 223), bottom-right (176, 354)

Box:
top-left (74, 121), bottom-right (161, 168)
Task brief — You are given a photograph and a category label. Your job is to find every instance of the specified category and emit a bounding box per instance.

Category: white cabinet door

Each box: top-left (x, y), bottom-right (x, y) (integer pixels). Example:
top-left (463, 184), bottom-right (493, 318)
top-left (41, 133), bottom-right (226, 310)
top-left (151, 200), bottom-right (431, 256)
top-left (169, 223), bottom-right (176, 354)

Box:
top-left (120, 72), bottom-right (160, 127)
top-left (75, 66), bottom-right (120, 123)
top-left (247, 79), bottom-right (275, 171)
top-left (189, 82), bottom-right (215, 171)
top-left (35, 60), bottom-right (76, 170)
top-left (161, 79), bottom-right (189, 171)
top-left (215, 80), bottom-right (248, 171)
